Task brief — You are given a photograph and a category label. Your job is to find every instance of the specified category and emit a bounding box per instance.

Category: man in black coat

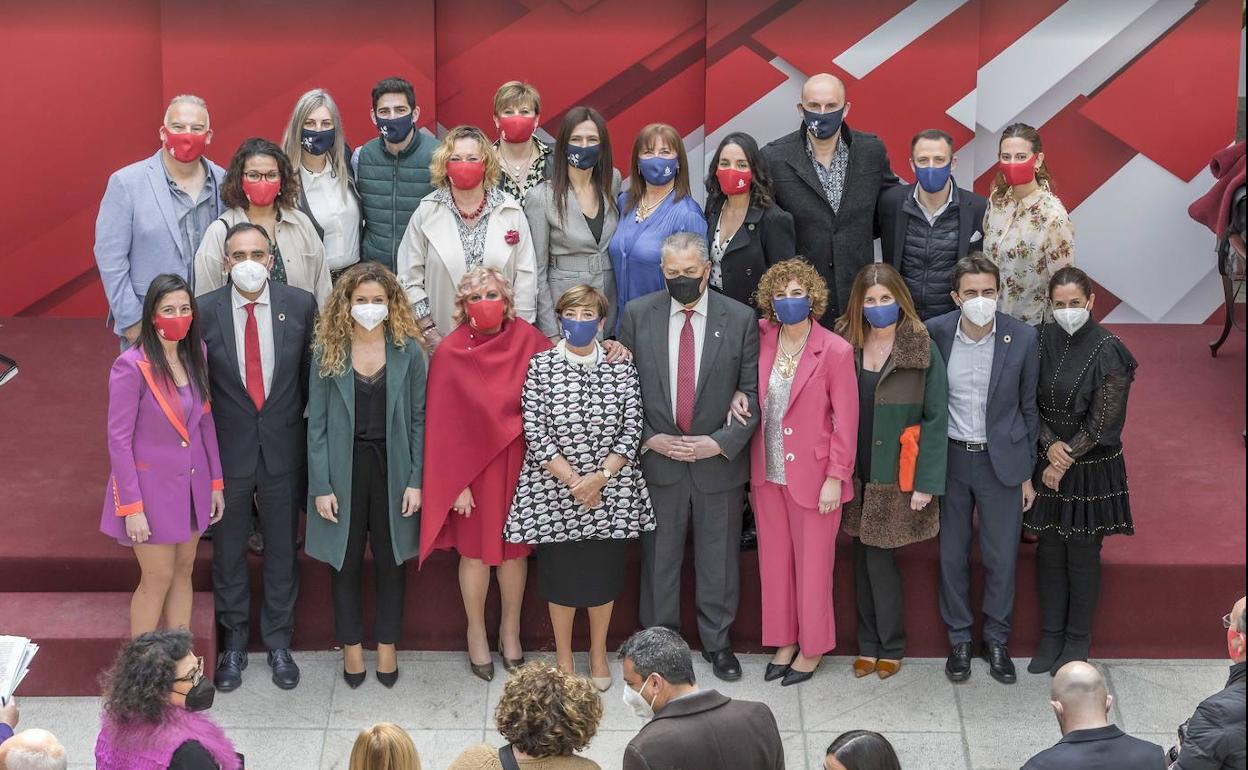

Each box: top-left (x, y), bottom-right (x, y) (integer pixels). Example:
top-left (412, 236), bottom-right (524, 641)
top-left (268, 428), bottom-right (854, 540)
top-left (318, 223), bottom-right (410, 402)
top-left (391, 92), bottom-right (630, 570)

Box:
top-left (1023, 661), bottom-right (1166, 770)
top-left (878, 129), bottom-right (988, 320)
top-left (1171, 596), bottom-right (1247, 769)
top-left (762, 73), bottom-right (898, 325)
top-left (199, 222), bottom-right (317, 692)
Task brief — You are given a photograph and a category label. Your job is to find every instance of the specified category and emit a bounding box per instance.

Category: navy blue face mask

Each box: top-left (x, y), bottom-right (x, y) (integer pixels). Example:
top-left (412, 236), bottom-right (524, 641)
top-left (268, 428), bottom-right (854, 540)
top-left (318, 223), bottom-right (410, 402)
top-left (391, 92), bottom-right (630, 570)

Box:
top-left (914, 162), bottom-right (952, 194)
top-left (639, 156), bottom-right (679, 186)
top-left (773, 296), bottom-right (811, 325)
top-left (375, 112), bottom-right (414, 143)
top-left (300, 128), bottom-right (335, 156)
top-left (803, 106), bottom-right (844, 140)
top-left (863, 302), bottom-right (900, 328)
top-left (560, 316), bottom-right (600, 346)
top-left (566, 143), bottom-right (601, 170)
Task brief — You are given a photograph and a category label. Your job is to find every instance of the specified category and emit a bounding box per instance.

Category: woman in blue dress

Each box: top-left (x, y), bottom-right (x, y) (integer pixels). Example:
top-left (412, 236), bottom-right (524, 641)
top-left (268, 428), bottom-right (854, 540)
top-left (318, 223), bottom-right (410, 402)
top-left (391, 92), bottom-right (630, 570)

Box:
top-left (608, 123), bottom-right (706, 333)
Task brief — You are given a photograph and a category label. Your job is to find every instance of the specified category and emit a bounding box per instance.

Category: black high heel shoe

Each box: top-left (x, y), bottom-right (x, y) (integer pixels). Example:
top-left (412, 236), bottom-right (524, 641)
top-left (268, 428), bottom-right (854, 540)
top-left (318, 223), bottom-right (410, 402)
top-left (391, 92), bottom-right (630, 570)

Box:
top-left (781, 656), bottom-right (822, 687)
top-left (376, 668), bottom-right (399, 688)
top-left (499, 642), bottom-right (525, 674)
top-left (765, 650), bottom-right (799, 682)
top-left (343, 668), bottom-right (366, 689)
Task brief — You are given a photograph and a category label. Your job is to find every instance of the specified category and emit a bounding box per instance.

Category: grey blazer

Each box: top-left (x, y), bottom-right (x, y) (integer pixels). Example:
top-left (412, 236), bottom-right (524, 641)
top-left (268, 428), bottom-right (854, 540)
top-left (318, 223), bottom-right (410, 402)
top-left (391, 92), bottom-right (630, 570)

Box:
top-left (619, 289), bottom-right (760, 493)
top-left (93, 149), bottom-right (226, 333)
top-left (524, 169), bottom-right (623, 336)
top-left (926, 310), bottom-right (1039, 486)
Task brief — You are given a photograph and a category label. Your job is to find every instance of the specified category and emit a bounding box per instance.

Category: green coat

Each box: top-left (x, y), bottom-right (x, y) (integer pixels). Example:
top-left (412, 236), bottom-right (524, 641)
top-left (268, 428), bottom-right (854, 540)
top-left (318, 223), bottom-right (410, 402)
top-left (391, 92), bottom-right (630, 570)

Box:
top-left (840, 320), bottom-right (948, 549)
top-left (306, 339), bottom-right (426, 570)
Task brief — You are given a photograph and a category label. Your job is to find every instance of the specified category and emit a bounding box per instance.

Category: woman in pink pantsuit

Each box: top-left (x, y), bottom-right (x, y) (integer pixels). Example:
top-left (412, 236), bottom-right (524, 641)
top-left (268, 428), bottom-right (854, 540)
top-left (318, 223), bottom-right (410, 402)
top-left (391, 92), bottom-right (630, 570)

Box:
top-left (101, 274), bottom-right (225, 637)
top-left (747, 259), bottom-right (858, 687)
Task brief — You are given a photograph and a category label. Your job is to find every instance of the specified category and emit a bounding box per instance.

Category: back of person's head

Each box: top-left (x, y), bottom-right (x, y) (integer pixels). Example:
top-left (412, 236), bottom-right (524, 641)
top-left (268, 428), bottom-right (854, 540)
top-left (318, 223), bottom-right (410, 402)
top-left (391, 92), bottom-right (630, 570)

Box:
top-left (1049, 661), bottom-right (1111, 734)
top-left (494, 663), bottom-right (602, 757)
top-left (619, 627), bottom-right (696, 687)
top-left (348, 723), bottom-right (420, 770)
top-left (101, 629), bottom-right (194, 724)
top-left (824, 730), bottom-right (901, 770)
top-left (0, 729), bottom-right (68, 770)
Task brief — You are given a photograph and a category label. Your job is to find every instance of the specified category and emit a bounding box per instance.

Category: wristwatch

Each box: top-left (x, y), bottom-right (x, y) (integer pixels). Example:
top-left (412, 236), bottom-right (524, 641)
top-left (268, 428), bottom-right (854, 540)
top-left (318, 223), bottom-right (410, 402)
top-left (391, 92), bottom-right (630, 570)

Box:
top-left (599, 467), bottom-right (613, 480)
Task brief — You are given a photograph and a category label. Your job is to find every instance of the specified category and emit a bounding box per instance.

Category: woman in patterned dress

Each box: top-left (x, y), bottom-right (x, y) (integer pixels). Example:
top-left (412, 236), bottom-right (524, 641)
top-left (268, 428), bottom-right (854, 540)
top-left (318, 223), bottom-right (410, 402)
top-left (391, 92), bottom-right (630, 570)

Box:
top-left (504, 285), bottom-right (654, 691)
top-left (982, 123), bottom-right (1074, 326)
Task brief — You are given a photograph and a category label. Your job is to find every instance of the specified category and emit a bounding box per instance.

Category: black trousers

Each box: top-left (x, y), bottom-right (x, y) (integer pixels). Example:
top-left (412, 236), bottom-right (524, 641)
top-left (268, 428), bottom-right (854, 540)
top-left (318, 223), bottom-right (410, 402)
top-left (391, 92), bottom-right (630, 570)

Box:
top-left (1035, 530), bottom-right (1103, 643)
top-left (853, 537), bottom-right (906, 658)
top-left (330, 440), bottom-right (406, 646)
top-left (214, 453), bottom-right (301, 650)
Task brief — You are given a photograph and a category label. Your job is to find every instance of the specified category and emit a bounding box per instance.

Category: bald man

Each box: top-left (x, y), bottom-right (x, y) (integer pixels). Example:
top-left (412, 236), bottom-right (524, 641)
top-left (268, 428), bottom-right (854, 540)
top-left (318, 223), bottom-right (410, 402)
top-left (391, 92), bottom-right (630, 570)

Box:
top-left (761, 73), bottom-right (898, 325)
top-left (1022, 662), bottom-right (1165, 769)
top-left (1171, 596), bottom-right (1246, 769)
top-left (0, 728), bottom-right (68, 770)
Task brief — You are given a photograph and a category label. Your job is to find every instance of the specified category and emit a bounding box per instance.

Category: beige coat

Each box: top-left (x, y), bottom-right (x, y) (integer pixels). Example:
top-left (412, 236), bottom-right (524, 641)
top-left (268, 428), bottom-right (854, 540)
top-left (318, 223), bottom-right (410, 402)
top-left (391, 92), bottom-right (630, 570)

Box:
top-left (395, 190), bottom-right (537, 337)
top-left (193, 207), bottom-right (330, 307)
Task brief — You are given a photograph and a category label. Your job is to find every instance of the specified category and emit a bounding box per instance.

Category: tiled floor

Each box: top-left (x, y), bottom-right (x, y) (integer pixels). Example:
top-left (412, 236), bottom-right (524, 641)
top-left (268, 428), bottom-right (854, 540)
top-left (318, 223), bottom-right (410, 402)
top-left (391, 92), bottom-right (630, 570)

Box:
top-left (21, 652), bottom-right (1228, 770)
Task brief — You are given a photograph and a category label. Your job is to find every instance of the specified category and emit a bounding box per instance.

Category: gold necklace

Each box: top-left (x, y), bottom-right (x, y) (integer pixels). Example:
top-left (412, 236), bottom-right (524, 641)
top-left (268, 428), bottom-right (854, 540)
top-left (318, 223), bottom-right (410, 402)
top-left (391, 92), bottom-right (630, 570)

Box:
top-left (634, 188), bottom-right (672, 222)
top-left (775, 326), bottom-right (810, 379)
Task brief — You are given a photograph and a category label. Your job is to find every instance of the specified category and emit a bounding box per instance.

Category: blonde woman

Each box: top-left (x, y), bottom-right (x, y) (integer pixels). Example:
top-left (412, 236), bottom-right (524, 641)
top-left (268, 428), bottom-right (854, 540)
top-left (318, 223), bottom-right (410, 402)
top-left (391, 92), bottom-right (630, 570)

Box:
top-left (281, 88), bottom-right (362, 281)
top-left (349, 723), bottom-right (422, 770)
top-left (396, 125), bottom-right (537, 349)
top-left (491, 81), bottom-right (553, 203)
top-left (306, 262), bottom-right (426, 689)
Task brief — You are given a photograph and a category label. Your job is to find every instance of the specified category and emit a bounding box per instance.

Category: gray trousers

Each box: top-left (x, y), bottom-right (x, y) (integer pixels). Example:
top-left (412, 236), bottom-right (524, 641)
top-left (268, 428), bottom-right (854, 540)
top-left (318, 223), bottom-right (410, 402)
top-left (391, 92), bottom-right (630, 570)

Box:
top-left (640, 472), bottom-right (744, 651)
top-left (939, 442), bottom-right (1024, 646)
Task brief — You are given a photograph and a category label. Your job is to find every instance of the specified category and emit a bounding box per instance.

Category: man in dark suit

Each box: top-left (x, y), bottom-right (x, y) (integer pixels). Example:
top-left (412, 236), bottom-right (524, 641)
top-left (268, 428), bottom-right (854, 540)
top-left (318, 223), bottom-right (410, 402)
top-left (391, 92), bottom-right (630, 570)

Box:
top-left (878, 129), bottom-right (989, 320)
top-left (927, 254), bottom-right (1038, 684)
top-left (199, 222), bottom-right (317, 691)
top-left (619, 232), bottom-right (760, 681)
top-left (1023, 662), bottom-right (1166, 769)
top-left (762, 73), bottom-right (898, 325)
top-left (620, 627), bottom-right (784, 770)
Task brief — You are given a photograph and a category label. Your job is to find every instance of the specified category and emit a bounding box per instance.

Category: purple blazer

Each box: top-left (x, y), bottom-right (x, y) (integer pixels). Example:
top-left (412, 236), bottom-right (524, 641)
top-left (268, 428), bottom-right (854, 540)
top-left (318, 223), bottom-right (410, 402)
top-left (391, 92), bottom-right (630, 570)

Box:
top-left (100, 345), bottom-right (223, 544)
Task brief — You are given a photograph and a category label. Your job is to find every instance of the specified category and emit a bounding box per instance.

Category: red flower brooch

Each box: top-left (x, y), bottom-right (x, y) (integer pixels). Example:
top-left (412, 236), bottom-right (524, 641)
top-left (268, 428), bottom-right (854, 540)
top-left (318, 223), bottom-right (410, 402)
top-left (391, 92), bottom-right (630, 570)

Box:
top-left (504, 229), bottom-right (520, 245)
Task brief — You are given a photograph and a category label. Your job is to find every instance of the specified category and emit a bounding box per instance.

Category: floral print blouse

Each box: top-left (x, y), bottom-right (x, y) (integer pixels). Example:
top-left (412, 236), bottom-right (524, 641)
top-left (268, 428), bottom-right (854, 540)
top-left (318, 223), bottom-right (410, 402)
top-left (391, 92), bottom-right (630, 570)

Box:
top-left (983, 184), bottom-right (1074, 325)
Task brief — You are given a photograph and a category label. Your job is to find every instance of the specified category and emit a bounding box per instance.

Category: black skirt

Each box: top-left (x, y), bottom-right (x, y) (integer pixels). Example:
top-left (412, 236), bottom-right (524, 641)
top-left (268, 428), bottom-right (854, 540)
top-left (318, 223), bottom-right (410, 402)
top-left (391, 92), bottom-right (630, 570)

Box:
top-left (537, 538), bottom-right (628, 607)
top-left (1025, 443), bottom-right (1133, 541)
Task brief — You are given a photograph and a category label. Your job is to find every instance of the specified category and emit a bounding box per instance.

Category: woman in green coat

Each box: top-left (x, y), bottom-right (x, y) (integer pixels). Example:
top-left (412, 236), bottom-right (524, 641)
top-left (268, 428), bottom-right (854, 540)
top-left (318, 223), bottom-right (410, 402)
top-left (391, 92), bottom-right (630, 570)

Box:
top-left (835, 263), bottom-right (948, 682)
top-left (306, 262), bottom-right (426, 689)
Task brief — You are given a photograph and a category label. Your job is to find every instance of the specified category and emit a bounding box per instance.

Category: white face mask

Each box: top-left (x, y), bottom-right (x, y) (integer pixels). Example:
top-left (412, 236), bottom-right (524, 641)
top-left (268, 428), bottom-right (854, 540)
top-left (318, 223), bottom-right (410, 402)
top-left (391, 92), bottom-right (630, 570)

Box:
top-left (1053, 307), bottom-right (1090, 335)
top-left (959, 296), bottom-right (997, 328)
top-left (350, 303), bottom-right (389, 331)
top-left (622, 675), bottom-right (658, 720)
top-left (230, 260), bottom-right (269, 293)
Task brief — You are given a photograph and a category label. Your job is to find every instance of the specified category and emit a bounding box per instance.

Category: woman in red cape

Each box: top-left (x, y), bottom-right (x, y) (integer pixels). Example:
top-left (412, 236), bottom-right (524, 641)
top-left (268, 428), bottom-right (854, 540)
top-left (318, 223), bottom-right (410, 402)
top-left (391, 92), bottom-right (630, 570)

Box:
top-left (421, 267), bottom-right (551, 680)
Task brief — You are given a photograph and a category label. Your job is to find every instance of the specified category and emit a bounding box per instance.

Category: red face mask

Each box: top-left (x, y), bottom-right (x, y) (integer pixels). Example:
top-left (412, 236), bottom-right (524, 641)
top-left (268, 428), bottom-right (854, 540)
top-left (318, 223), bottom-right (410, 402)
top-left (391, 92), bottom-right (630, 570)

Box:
top-left (716, 168), bottom-right (753, 196)
top-left (497, 115), bottom-right (537, 143)
top-left (1000, 155), bottom-right (1039, 187)
top-left (446, 160), bottom-right (486, 190)
top-left (243, 178), bottom-right (281, 207)
top-left (154, 313), bottom-right (193, 341)
top-left (1229, 626), bottom-right (1245, 661)
top-left (165, 130), bottom-right (208, 163)
top-left (466, 297), bottom-right (506, 331)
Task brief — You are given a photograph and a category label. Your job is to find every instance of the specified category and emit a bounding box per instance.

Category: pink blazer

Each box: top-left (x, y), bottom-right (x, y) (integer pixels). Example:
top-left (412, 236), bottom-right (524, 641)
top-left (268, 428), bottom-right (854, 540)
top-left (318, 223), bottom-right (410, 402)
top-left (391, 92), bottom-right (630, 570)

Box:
top-left (749, 319), bottom-right (859, 509)
top-left (100, 345), bottom-right (223, 544)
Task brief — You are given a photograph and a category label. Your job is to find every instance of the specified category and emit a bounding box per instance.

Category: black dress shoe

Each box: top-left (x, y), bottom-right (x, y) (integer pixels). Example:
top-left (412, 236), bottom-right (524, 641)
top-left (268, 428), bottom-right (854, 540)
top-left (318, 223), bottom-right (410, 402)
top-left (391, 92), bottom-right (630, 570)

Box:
top-left (267, 649), bottom-right (300, 689)
top-left (765, 651), bottom-right (798, 682)
top-left (701, 649), bottom-right (742, 682)
top-left (981, 641), bottom-right (1017, 684)
top-left (214, 650), bottom-right (247, 692)
top-left (945, 642), bottom-right (972, 683)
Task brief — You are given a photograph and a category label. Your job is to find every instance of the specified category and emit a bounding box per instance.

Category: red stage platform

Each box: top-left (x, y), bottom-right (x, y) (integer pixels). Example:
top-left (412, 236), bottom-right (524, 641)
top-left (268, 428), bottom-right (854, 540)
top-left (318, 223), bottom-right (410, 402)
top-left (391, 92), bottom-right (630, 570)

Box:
top-left (0, 318), bottom-right (1243, 693)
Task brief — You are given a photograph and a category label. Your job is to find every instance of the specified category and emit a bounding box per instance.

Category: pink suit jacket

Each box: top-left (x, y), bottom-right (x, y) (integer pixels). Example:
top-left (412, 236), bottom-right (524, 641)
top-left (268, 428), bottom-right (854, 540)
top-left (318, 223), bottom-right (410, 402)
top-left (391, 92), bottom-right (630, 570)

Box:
top-left (100, 345), bottom-right (223, 544)
top-left (749, 319), bottom-right (859, 509)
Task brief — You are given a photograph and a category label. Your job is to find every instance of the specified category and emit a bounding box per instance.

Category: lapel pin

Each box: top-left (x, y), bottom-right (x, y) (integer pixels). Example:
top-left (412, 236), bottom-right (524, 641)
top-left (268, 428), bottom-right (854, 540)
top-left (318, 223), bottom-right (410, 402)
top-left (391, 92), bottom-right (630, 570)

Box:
top-left (714, 330), bottom-right (721, 338)
top-left (278, 313), bottom-right (286, 322)
top-left (747, 224), bottom-right (755, 231)
top-left (1003, 334), bottom-right (1011, 343)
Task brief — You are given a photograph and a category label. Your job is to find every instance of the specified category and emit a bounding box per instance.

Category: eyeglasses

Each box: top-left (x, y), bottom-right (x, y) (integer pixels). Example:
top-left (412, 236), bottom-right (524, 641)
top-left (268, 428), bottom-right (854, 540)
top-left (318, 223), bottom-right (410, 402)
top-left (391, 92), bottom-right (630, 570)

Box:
top-left (1223, 613), bottom-right (1235, 630)
top-left (243, 171), bottom-right (281, 183)
top-left (173, 656), bottom-right (205, 685)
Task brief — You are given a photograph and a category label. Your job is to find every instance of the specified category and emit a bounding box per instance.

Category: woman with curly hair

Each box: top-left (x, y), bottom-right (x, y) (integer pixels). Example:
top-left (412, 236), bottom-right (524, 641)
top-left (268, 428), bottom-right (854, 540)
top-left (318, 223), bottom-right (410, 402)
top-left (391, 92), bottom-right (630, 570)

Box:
top-left (193, 137), bottom-right (331, 306)
top-left (747, 259), bottom-right (857, 687)
top-left (95, 629), bottom-right (241, 770)
top-left (306, 261), bottom-right (426, 689)
top-left (448, 662), bottom-right (603, 769)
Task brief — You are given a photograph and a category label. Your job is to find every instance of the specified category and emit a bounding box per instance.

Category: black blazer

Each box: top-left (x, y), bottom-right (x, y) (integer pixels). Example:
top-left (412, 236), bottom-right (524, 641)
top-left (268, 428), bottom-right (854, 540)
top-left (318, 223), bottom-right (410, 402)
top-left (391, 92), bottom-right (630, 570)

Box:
top-left (762, 122), bottom-right (899, 324)
top-left (199, 281), bottom-right (317, 478)
top-left (878, 180), bottom-right (987, 267)
top-left (1022, 725), bottom-right (1167, 770)
top-left (704, 202), bottom-right (796, 311)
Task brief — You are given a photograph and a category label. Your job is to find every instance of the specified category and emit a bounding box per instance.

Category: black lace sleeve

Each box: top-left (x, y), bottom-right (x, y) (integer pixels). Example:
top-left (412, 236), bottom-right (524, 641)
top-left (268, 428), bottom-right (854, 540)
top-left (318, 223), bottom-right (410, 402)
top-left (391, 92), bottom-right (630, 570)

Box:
top-left (1067, 339), bottom-right (1137, 458)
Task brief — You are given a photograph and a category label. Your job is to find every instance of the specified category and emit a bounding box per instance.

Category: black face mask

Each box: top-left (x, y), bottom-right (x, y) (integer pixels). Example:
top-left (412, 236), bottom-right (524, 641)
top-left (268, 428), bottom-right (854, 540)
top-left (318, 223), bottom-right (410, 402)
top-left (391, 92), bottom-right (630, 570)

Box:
top-left (177, 677), bottom-right (216, 712)
top-left (300, 127), bottom-right (336, 156)
top-left (665, 274), bottom-right (704, 306)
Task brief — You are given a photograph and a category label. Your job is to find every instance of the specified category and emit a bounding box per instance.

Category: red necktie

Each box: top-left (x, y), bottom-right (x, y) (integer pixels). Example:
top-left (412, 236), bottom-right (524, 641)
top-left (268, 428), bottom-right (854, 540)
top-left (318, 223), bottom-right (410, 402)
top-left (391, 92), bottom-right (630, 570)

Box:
top-left (676, 309), bottom-right (695, 433)
top-left (244, 302), bottom-right (265, 411)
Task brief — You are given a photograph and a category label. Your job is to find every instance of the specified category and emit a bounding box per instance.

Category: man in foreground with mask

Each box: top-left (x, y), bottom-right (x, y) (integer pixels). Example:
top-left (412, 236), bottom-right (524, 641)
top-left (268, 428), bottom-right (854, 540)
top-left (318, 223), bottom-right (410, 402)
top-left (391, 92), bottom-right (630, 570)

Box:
top-left (619, 232), bottom-right (760, 682)
top-left (620, 627), bottom-right (783, 769)
top-left (762, 73), bottom-right (898, 326)
top-left (927, 254), bottom-right (1038, 685)
top-left (198, 222), bottom-right (317, 692)
top-left (1169, 596), bottom-right (1246, 769)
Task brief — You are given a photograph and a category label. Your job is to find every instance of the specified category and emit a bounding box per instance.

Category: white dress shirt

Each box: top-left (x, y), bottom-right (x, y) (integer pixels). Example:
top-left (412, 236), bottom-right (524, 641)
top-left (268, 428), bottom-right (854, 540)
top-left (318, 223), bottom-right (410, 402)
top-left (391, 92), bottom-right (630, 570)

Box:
top-left (301, 165), bottom-right (361, 271)
top-left (946, 318), bottom-right (994, 443)
top-left (667, 291), bottom-right (709, 420)
top-left (914, 182), bottom-right (956, 225)
top-left (231, 283), bottom-right (275, 397)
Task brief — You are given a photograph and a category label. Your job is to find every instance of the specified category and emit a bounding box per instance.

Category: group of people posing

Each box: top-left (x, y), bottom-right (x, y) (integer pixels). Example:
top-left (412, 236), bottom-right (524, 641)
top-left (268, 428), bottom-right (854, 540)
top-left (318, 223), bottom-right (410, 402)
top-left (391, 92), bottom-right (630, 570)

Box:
top-left (95, 71), bottom-right (1134, 706)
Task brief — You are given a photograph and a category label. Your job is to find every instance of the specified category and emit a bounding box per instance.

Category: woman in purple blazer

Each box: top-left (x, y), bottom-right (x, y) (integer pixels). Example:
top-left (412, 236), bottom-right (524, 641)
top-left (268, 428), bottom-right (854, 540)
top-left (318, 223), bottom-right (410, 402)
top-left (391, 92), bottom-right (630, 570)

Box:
top-left (101, 274), bottom-right (225, 636)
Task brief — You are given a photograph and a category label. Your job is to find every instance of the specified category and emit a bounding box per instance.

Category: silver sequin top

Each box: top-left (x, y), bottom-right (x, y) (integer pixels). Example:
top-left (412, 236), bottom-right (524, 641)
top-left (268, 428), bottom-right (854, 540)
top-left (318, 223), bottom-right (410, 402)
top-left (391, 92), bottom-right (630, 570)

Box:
top-left (763, 361), bottom-right (795, 484)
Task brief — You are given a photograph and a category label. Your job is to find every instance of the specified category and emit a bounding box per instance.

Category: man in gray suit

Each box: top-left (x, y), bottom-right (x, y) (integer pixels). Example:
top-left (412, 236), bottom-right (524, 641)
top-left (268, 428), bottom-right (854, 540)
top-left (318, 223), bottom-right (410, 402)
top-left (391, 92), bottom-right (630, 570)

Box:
top-left (94, 94), bottom-right (225, 343)
top-left (619, 232), bottom-right (760, 681)
top-left (927, 254), bottom-right (1039, 685)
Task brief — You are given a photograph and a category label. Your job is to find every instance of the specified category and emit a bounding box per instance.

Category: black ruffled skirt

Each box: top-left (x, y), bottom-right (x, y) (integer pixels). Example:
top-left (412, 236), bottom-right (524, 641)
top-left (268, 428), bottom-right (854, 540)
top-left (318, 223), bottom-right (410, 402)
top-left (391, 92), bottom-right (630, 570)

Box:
top-left (1025, 444), bottom-right (1134, 541)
